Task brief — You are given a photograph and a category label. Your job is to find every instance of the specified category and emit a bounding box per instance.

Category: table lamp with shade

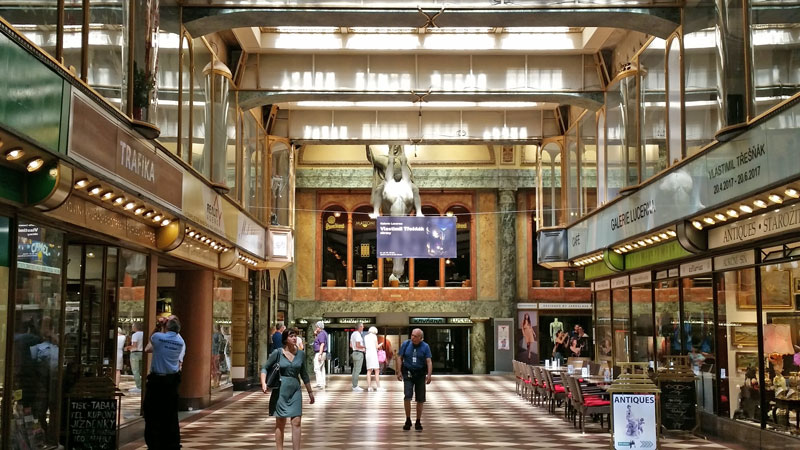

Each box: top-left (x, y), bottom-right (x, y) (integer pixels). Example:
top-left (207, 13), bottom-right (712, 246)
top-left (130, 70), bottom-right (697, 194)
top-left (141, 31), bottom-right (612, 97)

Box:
top-left (764, 323), bottom-right (794, 390)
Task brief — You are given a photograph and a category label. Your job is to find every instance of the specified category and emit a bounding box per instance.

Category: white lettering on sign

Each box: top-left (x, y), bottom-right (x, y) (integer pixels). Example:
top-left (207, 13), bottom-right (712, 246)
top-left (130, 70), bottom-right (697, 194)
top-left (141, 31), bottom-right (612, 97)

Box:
top-left (714, 250), bottom-right (755, 271)
top-left (708, 143), bottom-right (766, 196)
top-left (680, 259), bottom-right (712, 277)
top-left (119, 140), bottom-right (155, 182)
top-left (538, 302), bottom-right (592, 309)
top-left (709, 202), bottom-right (800, 248)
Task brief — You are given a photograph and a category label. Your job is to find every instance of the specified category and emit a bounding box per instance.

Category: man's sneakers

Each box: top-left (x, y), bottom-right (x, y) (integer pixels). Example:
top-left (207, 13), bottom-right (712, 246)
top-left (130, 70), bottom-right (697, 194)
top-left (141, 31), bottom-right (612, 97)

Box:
top-left (352, 386), bottom-right (364, 392)
top-left (403, 418), bottom-right (423, 431)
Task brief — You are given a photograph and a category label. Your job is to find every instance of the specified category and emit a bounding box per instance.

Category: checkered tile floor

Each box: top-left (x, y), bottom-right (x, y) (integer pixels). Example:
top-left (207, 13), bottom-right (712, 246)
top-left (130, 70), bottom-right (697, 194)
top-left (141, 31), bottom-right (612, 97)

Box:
top-left (122, 375), bottom-right (742, 449)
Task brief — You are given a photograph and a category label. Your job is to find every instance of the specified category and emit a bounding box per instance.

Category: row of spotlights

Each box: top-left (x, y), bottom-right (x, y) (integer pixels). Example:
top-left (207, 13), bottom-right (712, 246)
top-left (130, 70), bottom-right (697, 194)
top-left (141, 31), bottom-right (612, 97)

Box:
top-left (574, 253), bottom-right (603, 266)
top-left (691, 188), bottom-right (799, 230)
top-left (613, 230), bottom-right (677, 254)
top-left (4, 147), bottom-right (44, 172)
top-left (76, 178), bottom-right (171, 226)
top-left (185, 227), bottom-right (230, 253)
top-left (238, 254), bottom-right (257, 265)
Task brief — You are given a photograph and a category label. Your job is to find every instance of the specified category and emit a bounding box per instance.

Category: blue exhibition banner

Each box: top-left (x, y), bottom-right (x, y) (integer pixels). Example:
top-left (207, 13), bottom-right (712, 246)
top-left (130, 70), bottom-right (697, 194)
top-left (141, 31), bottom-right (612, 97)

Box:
top-left (377, 216), bottom-right (457, 259)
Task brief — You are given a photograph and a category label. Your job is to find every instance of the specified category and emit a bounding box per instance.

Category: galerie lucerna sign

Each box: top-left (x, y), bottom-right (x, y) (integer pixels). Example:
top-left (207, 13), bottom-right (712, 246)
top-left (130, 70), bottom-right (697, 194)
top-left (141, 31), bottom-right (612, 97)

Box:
top-left (377, 216), bottom-right (456, 259)
top-left (612, 394), bottom-right (657, 450)
top-left (568, 99), bottom-right (800, 259)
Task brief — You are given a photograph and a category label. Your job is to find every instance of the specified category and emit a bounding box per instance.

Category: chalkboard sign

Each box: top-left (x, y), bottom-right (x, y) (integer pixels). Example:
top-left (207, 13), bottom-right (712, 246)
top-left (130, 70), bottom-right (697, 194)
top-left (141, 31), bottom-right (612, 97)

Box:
top-left (68, 398), bottom-right (117, 450)
top-left (660, 380), bottom-right (696, 431)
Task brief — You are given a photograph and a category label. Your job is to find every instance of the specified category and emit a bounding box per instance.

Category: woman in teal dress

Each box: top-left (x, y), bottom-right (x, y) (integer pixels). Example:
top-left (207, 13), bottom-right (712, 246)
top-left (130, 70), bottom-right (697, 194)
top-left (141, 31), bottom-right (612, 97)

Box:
top-left (261, 328), bottom-right (315, 450)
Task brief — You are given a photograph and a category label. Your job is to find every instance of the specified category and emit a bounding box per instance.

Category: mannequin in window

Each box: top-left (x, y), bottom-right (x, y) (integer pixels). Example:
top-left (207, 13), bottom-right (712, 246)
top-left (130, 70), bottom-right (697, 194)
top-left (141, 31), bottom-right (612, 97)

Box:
top-left (549, 318), bottom-right (564, 343)
top-left (521, 313), bottom-right (537, 362)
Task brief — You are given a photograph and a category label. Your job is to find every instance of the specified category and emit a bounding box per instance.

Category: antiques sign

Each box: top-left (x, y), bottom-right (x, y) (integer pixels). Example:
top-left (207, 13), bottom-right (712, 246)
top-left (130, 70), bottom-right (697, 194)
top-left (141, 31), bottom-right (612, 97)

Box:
top-left (612, 394), bottom-right (657, 450)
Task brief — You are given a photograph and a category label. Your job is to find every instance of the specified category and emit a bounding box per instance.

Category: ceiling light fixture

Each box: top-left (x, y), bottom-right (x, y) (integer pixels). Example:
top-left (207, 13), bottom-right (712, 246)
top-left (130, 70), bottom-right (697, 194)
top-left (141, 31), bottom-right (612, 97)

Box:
top-left (768, 194), bottom-right (783, 204)
top-left (152, 214), bottom-right (162, 222)
top-left (26, 158), bottom-right (44, 172)
top-left (160, 219), bottom-right (171, 226)
top-left (753, 199), bottom-right (768, 209)
top-left (703, 217), bottom-right (715, 225)
top-left (714, 213), bottom-right (727, 222)
top-left (651, 235), bottom-right (661, 242)
top-left (726, 209), bottom-right (739, 218)
top-left (667, 230), bottom-right (677, 237)
top-left (124, 202), bottom-right (135, 210)
top-left (88, 185), bottom-right (102, 196)
top-left (785, 188), bottom-right (799, 198)
top-left (134, 206), bottom-right (145, 215)
top-left (5, 147), bottom-right (24, 161)
top-left (101, 191), bottom-right (114, 200)
top-left (692, 220), bottom-right (703, 230)
top-left (144, 210), bottom-right (155, 218)
top-left (113, 196), bottom-right (125, 205)
top-left (659, 232), bottom-right (668, 239)
top-left (74, 178), bottom-right (90, 189)
top-left (739, 204), bottom-right (753, 213)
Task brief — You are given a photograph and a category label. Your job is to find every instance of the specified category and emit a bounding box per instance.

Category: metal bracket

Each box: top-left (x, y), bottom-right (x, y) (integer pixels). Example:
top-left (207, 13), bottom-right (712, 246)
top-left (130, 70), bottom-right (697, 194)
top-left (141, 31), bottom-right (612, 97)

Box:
top-left (418, 7), bottom-right (445, 32)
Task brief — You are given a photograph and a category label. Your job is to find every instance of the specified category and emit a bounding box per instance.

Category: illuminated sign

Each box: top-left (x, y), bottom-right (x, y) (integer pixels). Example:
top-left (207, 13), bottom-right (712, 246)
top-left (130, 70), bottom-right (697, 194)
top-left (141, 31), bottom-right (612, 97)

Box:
top-left (410, 317), bottom-right (446, 325)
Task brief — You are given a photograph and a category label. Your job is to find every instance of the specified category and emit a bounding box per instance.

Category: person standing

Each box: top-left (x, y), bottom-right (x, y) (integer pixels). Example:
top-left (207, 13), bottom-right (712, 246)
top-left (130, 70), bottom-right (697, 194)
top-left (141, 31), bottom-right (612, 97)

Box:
top-left (365, 326), bottom-right (384, 391)
top-left (116, 327), bottom-right (127, 386)
top-left (272, 322), bottom-right (285, 352)
top-left (312, 321), bottom-right (328, 389)
top-left (350, 323), bottom-right (366, 391)
top-left (126, 322), bottom-right (144, 393)
top-left (261, 328), bottom-right (315, 450)
top-left (144, 315), bottom-right (185, 450)
top-left (395, 328), bottom-right (432, 431)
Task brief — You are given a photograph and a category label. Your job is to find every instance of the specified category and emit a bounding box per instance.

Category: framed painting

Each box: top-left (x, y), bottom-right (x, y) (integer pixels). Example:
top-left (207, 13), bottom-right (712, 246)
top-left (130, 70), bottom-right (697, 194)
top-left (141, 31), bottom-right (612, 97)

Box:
top-left (731, 323), bottom-right (758, 347)
top-left (760, 269), bottom-right (793, 309)
top-left (794, 276), bottom-right (800, 294)
top-left (735, 352), bottom-right (759, 372)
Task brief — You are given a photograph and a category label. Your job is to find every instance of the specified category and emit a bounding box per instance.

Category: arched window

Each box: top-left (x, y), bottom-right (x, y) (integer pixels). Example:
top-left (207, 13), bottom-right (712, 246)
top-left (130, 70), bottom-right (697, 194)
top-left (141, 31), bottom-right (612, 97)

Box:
top-left (445, 205), bottom-right (471, 287)
top-left (352, 206), bottom-right (378, 287)
top-left (321, 207), bottom-right (347, 287)
top-left (414, 205), bottom-right (441, 287)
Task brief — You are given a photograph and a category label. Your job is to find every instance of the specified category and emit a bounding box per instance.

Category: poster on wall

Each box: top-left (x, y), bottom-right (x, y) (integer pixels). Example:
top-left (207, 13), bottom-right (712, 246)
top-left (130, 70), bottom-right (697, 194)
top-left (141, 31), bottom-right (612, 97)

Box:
top-left (516, 311), bottom-right (539, 363)
top-left (377, 216), bottom-right (456, 258)
top-left (497, 325), bottom-right (510, 350)
top-left (612, 394), bottom-right (657, 450)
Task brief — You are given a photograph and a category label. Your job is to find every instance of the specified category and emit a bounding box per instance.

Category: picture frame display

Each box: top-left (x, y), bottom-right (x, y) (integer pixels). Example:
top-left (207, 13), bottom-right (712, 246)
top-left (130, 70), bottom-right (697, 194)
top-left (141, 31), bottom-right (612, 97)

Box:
top-left (741, 269), bottom-right (794, 309)
top-left (735, 352), bottom-right (759, 372)
top-left (731, 323), bottom-right (758, 347)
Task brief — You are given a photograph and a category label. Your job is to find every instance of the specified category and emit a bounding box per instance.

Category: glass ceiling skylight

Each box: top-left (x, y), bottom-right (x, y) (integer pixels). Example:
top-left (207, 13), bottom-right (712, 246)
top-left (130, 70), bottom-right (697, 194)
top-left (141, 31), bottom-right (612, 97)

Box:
top-left (261, 26), bottom-right (584, 35)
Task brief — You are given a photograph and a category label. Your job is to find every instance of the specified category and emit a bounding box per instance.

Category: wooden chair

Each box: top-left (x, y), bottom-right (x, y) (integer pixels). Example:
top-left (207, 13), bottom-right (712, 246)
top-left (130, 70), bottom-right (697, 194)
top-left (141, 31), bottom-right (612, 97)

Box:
top-left (542, 369), bottom-right (566, 414)
top-left (417, 279), bottom-right (429, 287)
top-left (532, 366), bottom-right (546, 407)
top-left (326, 279), bottom-right (336, 287)
top-left (570, 375), bottom-right (610, 433)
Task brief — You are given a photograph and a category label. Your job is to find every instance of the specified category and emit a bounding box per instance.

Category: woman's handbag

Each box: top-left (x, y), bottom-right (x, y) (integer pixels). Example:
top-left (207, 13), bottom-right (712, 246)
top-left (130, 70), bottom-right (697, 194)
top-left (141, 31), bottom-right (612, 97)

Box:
top-left (266, 357), bottom-right (282, 389)
top-left (377, 349), bottom-right (387, 363)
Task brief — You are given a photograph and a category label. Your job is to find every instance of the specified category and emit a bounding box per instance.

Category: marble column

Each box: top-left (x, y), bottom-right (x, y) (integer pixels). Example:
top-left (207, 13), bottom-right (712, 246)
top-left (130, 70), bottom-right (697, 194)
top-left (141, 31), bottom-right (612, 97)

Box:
top-left (471, 318), bottom-right (489, 374)
top-left (498, 189), bottom-right (517, 313)
top-left (173, 269), bottom-right (213, 410)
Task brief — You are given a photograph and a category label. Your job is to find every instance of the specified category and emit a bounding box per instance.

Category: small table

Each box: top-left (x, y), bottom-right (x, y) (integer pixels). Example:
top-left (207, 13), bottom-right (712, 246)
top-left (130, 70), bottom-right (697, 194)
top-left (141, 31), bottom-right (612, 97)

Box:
top-left (773, 396), bottom-right (800, 430)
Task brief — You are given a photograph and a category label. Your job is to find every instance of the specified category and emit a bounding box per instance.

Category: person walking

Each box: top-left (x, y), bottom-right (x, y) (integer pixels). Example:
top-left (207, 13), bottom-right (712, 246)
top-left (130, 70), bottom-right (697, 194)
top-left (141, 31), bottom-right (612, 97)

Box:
top-left (312, 321), bottom-right (328, 389)
top-left (365, 326), bottom-right (384, 391)
top-left (395, 328), bottom-right (432, 431)
top-left (116, 327), bottom-right (127, 386)
top-left (144, 315), bottom-right (186, 450)
top-left (261, 328), bottom-right (315, 450)
top-left (272, 322), bottom-right (285, 352)
top-left (126, 321), bottom-right (144, 393)
top-left (350, 323), bottom-right (366, 391)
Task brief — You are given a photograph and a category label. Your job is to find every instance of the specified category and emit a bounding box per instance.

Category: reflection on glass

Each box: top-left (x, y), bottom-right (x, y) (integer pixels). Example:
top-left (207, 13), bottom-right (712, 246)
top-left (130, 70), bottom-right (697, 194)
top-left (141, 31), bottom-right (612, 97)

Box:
top-left (444, 205), bottom-right (470, 287)
top-left (566, 128), bottom-right (579, 223)
top-left (180, 35), bottom-right (193, 163)
top-left (539, 142), bottom-right (561, 227)
top-left (352, 207), bottom-right (377, 287)
top-left (640, 38), bottom-right (667, 180)
top-left (613, 288), bottom-right (630, 364)
top-left (655, 279), bottom-right (681, 368)
top-left (631, 285), bottom-right (654, 365)
top-left (118, 249), bottom-right (147, 422)
top-left (11, 223), bottom-right (63, 449)
top-left (321, 209), bottom-right (347, 287)
top-left (191, 38), bottom-right (210, 175)
top-left (0, 217), bottom-right (11, 433)
top-left (86, 0), bottom-right (126, 111)
top-left (242, 111), bottom-right (262, 219)
top-left (270, 141), bottom-right (291, 226)
top-left (666, 37), bottom-right (682, 165)
top-left (596, 290), bottom-right (612, 363)
top-left (683, 276), bottom-right (715, 413)
top-left (155, 5), bottom-right (183, 154)
top-left (596, 111), bottom-right (606, 206)
top-left (683, 27), bottom-right (720, 156)
top-left (579, 115), bottom-right (596, 216)
top-left (716, 269), bottom-right (758, 425)
top-left (212, 277), bottom-right (233, 389)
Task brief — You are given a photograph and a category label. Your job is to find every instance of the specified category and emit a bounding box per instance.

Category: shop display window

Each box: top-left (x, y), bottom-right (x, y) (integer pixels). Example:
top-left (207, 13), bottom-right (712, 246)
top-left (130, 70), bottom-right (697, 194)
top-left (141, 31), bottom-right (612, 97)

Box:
top-left (682, 275), bottom-right (715, 413)
top-left (212, 277), bottom-right (233, 390)
top-left (352, 206), bottom-right (378, 287)
top-left (321, 207), bottom-right (347, 287)
top-left (414, 206), bottom-right (441, 287)
top-left (444, 205), bottom-right (471, 287)
top-left (655, 279), bottom-right (681, 367)
top-left (117, 249), bottom-right (147, 422)
top-left (612, 287), bottom-right (631, 364)
top-left (595, 290), bottom-right (612, 364)
top-left (270, 139), bottom-right (292, 227)
top-left (631, 284), bottom-right (655, 365)
top-left (11, 223), bottom-right (64, 449)
top-left (716, 268), bottom-right (759, 426)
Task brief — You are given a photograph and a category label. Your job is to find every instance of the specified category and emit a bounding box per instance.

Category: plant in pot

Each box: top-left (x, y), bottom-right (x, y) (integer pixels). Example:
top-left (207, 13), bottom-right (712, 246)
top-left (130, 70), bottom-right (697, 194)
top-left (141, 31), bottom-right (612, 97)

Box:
top-left (132, 62), bottom-right (155, 121)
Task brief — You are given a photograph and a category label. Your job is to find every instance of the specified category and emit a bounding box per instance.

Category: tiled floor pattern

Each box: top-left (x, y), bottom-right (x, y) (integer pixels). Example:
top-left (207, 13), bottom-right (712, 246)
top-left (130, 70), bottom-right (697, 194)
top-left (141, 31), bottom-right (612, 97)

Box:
top-left (123, 375), bottom-right (741, 449)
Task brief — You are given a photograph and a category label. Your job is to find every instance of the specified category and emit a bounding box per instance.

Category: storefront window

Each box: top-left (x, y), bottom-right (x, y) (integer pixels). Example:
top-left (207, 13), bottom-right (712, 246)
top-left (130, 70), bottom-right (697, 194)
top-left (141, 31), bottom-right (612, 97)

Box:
top-left (655, 279), bottom-right (681, 367)
top-left (596, 290), bottom-right (612, 364)
top-left (270, 140), bottom-right (292, 226)
top-left (444, 205), bottom-right (471, 287)
top-left (682, 275), bottom-right (715, 413)
top-left (117, 249), bottom-right (147, 422)
top-left (352, 206), bottom-right (377, 287)
top-left (321, 208), bottom-right (347, 287)
top-left (631, 284), bottom-right (654, 365)
top-left (0, 217), bottom-right (10, 432)
top-left (579, 115), bottom-right (597, 216)
top-left (613, 287), bottom-right (630, 364)
top-left (716, 268), bottom-right (758, 425)
top-left (242, 110), bottom-right (263, 220)
top-left (212, 277), bottom-right (233, 390)
top-left (415, 206), bottom-right (440, 287)
top-left (639, 38), bottom-right (667, 180)
top-left (11, 223), bottom-right (64, 449)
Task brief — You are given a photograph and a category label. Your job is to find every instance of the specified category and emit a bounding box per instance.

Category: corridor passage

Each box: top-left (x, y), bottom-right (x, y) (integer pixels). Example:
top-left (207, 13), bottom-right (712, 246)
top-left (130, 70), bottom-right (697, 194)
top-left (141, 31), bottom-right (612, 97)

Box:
top-left (123, 375), bottom-right (739, 449)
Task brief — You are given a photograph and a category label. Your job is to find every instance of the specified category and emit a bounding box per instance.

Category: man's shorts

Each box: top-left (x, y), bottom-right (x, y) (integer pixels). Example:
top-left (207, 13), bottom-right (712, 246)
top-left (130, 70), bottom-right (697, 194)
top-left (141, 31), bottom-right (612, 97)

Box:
top-left (403, 369), bottom-right (426, 403)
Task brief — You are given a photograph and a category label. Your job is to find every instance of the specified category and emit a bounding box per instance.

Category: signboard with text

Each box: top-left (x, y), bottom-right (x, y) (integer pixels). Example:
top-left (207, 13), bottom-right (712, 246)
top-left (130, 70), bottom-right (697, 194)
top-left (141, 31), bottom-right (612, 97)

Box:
top-left (613, 394), bottom-right (657, 450)
top-left (377, 216), bottom-right (456, 259)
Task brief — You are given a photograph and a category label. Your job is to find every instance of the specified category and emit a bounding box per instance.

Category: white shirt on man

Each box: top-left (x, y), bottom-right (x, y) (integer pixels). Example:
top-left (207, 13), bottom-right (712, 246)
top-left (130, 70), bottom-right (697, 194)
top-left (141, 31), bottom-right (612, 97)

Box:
top-left (131, 330), bottom-right (144, 351)
top-left (350, 330), bottom-right (364, 351)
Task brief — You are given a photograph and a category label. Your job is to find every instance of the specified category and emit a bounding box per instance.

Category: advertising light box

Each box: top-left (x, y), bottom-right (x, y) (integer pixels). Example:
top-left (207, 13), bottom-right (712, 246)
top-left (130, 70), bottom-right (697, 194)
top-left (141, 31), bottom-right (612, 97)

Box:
top-left (377, 216), bottom-right (456, 259)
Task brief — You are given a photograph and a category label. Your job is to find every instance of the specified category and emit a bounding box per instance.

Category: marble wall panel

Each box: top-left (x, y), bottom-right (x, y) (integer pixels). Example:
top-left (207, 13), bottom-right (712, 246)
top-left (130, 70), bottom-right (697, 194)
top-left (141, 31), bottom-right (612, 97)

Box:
top-left (477, 192), bottom-right (498, 301)
top-left (295, 191), bottom-right (316, 300)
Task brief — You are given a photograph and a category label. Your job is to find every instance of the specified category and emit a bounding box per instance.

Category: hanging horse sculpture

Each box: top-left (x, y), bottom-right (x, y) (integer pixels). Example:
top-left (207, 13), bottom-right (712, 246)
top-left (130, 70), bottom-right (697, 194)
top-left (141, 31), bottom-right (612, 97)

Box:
top-left (366, 145), bottom-right (423, 283)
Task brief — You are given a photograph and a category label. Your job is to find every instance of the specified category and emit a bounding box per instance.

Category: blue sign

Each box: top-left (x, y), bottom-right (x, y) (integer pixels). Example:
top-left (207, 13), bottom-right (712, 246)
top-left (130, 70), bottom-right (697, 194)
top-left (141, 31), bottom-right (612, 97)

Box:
top-left (377, 216), bottom-right (456, 259)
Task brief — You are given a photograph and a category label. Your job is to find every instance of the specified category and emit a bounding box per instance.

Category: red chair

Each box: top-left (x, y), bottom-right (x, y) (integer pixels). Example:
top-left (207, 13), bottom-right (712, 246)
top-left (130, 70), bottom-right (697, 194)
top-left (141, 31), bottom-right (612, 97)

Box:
top-left (568, 375), bottom-right (610, 433)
